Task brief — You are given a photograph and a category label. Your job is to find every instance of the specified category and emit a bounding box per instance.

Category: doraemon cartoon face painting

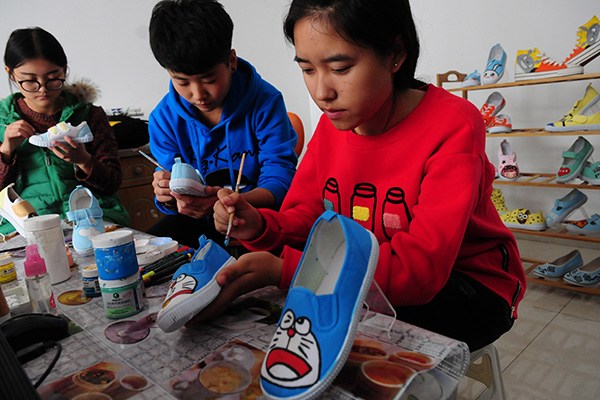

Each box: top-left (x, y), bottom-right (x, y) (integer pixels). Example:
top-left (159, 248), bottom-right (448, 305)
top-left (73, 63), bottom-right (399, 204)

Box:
top-left (161, 273), bottom-right (197, 309)
top-left (261, 310), bottom-right (321, 388)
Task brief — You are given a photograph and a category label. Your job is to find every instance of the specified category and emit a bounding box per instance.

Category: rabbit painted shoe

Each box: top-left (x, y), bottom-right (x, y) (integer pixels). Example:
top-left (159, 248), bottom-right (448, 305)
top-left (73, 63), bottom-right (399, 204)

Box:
top-left (532, 250), bottom-right (583, 279)
top-left (497, 140), bottom-right (519, 181)
top-left (29, 121), bottom-right (94, 147)
top-left (169, 157), bottom-right (208, 197)
top-left (563, 256), bottom-right (600, 286)
top-left (157, 235), bottom-right (236, 332)
top-left (0, 183), bottom-right (37, 237)
top-left (260, 211), bottom-right (379, 400)
top-left (67, 185), bottom-right (105, 256)
top-left (545, 189), bottom-right (588, 227)
top-left (481, 43), bottom-right (507, 85)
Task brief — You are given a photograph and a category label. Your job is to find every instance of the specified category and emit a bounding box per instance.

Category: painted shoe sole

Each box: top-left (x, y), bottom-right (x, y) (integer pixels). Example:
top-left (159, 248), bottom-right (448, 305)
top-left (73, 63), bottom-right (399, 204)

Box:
top-left (170, 178), bottom-right (208, 197)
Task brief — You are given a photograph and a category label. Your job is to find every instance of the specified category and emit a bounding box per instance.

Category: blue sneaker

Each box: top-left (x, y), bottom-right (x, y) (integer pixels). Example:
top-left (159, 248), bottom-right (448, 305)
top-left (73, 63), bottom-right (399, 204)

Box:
top-left (482, 43), bottom-right (507, 85)
top-left (260, 211), bottom-right (379, 400)
top-left (169, 157), bottom-right (208, 197)
top-left (532, 249), bottom-right (583, 279)
top-left (29, 121), bottom-right (94, 147)
top-left (67, 185), bottom-right (105, 256)
top-left (545, 189), bottom-right (588, 227)
top-left (564, 213), bottom-right (600, 236)
top-left (156, 235), bottom-right (236, 332)
top-left (564, 256), bottom-right (600, 286)
top-left (461, 70), bottom-right (481, 88)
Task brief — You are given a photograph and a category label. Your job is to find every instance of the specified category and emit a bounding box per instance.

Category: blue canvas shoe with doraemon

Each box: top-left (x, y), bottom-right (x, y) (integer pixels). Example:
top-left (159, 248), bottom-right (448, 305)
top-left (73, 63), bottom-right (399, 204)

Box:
top-left (67, 185), bottom-right (105, 256)
top-left (157, 235), bottom-right (236, 333)
top-left (260, 210), bottom-right (379, 400)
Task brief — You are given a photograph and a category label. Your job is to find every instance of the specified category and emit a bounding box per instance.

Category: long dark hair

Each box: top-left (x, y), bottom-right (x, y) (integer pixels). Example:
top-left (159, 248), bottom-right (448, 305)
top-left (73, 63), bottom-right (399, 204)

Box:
top-left (284, 0), bottom-right (421, 90)
top-left (4, 27), bottom-right (67, 70)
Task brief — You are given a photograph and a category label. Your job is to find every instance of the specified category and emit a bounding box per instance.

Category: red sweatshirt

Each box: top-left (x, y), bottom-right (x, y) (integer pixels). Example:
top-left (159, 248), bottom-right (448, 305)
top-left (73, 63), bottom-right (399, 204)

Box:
top-left (244, 84), bottom-right (525, 318)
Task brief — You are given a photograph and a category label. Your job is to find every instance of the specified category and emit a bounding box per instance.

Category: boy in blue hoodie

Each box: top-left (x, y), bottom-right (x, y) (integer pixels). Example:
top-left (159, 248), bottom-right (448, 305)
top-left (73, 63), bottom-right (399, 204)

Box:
top-left (147, 0), bottom-right (298, 248)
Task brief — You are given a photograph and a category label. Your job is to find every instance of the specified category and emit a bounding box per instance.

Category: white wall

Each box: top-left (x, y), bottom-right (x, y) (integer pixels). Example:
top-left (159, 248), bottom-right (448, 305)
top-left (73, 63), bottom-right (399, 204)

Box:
top-left (1, 1), bottom-right (599, 214)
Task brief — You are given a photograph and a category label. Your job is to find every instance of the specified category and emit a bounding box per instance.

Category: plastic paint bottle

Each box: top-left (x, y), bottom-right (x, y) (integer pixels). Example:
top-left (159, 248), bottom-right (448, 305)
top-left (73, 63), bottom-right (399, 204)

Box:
top-left (23, 244), bottom-right (57, 315)
top-left (92, 230), bottom-right (139, 280)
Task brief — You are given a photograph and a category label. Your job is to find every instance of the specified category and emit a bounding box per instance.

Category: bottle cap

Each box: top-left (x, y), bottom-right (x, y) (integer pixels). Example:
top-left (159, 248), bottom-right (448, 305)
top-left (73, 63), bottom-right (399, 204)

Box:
top-left (82, 264), bottom-right (99, 278)
top-left (0, 252), bottom-right (13, 266)
top-left (23, 244), bottom-right (48, 277)
top-left (91, 230), bottom-right (134, 249)
top-left (23, 214), bottom-right (61, 232)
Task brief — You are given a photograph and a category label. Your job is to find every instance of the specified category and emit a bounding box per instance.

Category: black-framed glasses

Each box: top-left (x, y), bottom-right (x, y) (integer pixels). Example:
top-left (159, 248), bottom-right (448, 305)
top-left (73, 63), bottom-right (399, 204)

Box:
top-left (17, 78), bottom-right (65, 92)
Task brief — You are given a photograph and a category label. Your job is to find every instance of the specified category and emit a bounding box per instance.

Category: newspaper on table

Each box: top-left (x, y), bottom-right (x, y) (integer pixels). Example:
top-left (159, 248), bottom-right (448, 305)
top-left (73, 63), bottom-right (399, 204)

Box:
top-left (21, 243), bottom-right (469, 400)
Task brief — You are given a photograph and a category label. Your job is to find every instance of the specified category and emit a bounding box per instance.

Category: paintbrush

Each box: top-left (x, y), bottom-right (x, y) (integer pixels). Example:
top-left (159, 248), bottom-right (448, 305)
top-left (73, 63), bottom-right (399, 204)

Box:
top-left (224, 152), bottom-right (246, 246)
top-left (138, 149), bottom-right (168, 172)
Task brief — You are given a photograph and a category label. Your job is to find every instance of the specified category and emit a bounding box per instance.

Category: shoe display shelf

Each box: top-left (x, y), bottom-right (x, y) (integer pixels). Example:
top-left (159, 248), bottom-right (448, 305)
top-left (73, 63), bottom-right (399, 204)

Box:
top-left (439, 71), bottom-right (600, 294)
top-left (522, 256), bottom-right (600, 296)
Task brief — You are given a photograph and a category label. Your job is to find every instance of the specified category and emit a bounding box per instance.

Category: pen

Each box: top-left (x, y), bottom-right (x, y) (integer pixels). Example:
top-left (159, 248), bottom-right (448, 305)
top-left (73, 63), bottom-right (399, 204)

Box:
top-left (138, 149), bottom-right (168, 172)
top-left (142, 253), bottom-right (192, 284)
top-left (224, 152), bottom-right (246, 246)
top-left (141, 249), bottom-right (192, 274)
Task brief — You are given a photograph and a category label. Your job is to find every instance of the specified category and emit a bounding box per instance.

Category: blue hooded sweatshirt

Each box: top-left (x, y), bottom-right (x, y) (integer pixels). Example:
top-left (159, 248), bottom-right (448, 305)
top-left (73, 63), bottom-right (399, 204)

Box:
top-left (149, 58), bottom-right (298, 215)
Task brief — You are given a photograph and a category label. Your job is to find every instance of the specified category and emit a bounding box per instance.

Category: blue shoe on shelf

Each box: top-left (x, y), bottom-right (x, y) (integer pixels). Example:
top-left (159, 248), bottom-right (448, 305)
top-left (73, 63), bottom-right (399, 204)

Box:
top-left (482, 43), bottom-right (507, 85)
top-left (29, 121), bottom-right (94, 147)
top-left (545, 189), bottom-right (588, 227)
top-left (563, 256), bottom-right (600, 286)
top-left (260, 210), bottom-right (379, 400)
top-left (156, 235), bottom-right (236, 332)
top-left (461, 70), bottom-right (481, 88)
top-left (532, 249), bottom-right (583, 279)
top-left (564, 213), bottom-right (600, 236)
top-left (169, 157), bottom-right (208, 197)
top-left (67, 185), bottom-right (105, 256)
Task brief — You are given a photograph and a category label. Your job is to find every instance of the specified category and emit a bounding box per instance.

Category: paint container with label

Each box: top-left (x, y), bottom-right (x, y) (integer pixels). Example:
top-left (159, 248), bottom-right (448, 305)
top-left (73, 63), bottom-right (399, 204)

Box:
top-left (0, 252), bottom-right (16, 286)
top-left (99, 273), bottom-right (144, 319)
top-left (92, 230), bottom-right (139, 280)
top-left (81, 264), bottom-right (101, 298)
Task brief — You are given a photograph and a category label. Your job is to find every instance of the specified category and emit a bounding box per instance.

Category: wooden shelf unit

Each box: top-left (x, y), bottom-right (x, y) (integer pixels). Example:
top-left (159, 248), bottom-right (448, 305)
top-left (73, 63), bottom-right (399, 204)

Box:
top-left (447, 72), bottom-right (600, 99)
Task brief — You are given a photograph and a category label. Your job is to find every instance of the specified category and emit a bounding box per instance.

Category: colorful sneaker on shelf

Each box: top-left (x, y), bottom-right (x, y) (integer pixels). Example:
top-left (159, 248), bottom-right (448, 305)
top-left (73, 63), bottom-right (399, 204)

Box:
top-left (488, 114), bottom-right (512, 134)
top-left (563, 16), bottom-right (600, 66)
top-left (580, 161), bottom-right (600, 185)
top-left (532, 249), bottom-right (584, 279)
top-left (545, 189), bottom-right (588, 228)
top-left (564, 214), bottom-right (600, 236)
top-left (260, 211), bottom-right (379, 400)
top-left (156, 235), bottom-right (236, 332)
top-left (0, 183), bottom-right (37, 237)
top-left (545, 84), bottom-right (600, 132)
top-left (169, 157), bottom-right (208, 197)
top-left (556, 136), bottom-right (594, 183)
top-left (491, 188), bottom-right (509, 215)
top-left (482, 44), bottom-right (507, 85)
top-left (501, 208), bottom-right (546, 231)
top-left (497, 139), bottom-right (519, 181)
top-left (514, 48), bottom-right (583, 81)
top-left (563, 256), bottom-right (600, 286)
top-left (461, 70), bottom-right (481, 88)
top-left (66, 185), bottom-right (105, 256)
top-left (480, 92), bottom-right (506, 127)
top-left (29, 121), bottom-right (94, 147)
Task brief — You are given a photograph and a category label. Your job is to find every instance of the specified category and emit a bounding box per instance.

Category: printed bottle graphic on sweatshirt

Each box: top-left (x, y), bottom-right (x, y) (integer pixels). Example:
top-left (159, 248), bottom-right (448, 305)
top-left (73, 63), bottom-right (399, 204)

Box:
top-left (382, 187), bottom-right (411, 240)
top-left (322, 177), bottom-right (341, 213)
top-left (350, 183), bottom-right (377, 232)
